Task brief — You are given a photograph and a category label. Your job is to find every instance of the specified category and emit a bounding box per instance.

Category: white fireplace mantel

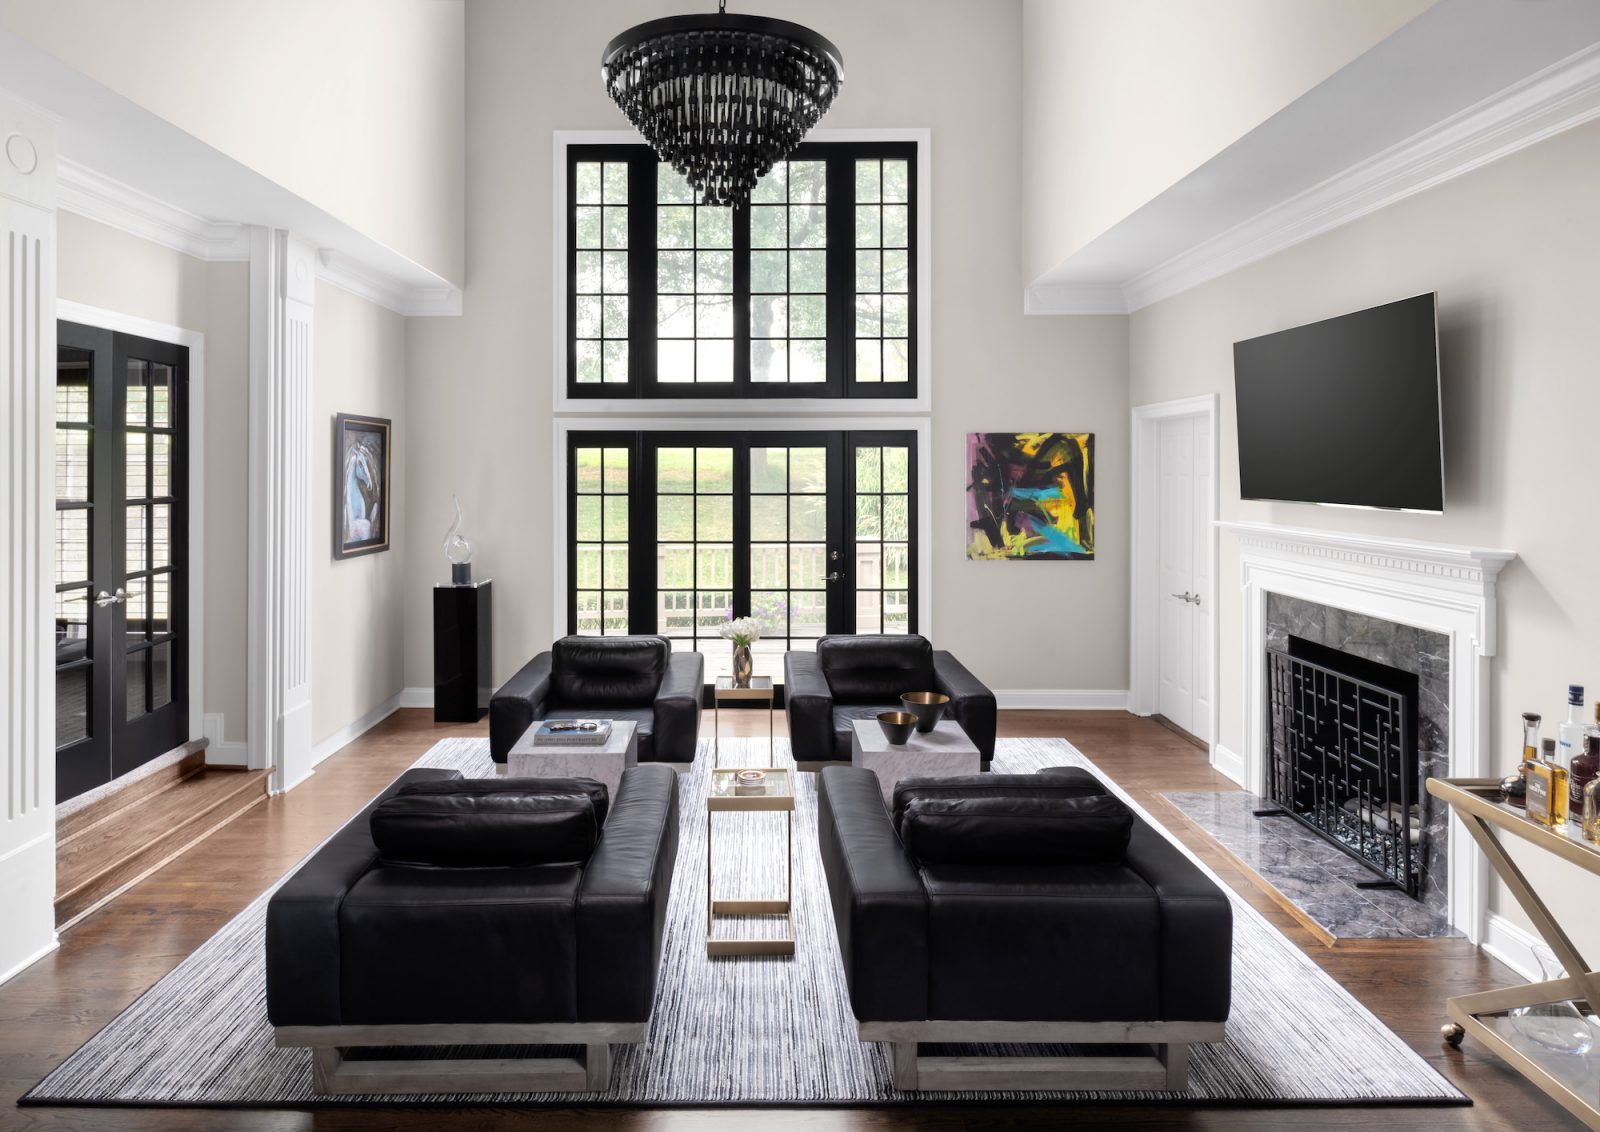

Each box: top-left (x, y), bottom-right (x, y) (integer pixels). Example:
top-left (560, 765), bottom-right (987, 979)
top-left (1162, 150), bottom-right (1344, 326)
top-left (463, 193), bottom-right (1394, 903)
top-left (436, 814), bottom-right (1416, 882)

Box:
top-left (1218, 520), bottom-right (1516, 942)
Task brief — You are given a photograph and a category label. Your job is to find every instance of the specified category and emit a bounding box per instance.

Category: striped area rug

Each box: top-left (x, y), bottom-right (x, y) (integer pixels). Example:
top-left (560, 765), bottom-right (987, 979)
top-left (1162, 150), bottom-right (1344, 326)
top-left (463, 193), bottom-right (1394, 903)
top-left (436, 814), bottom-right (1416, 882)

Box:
top-left (21, 737), bottom-right (1467, 1108)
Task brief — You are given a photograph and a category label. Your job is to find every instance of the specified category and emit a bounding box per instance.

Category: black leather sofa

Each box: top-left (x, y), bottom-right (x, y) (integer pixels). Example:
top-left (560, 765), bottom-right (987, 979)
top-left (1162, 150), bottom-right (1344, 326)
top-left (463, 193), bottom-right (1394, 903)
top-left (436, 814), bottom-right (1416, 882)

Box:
top-left (784, 635), bottom-right (996, 769)
top-left (817, 765), bottom-right (1232, 1091)
top-left (266, 764), bottom-right (679, 1094)
top-left (490, 635), bottom-right (704, 765)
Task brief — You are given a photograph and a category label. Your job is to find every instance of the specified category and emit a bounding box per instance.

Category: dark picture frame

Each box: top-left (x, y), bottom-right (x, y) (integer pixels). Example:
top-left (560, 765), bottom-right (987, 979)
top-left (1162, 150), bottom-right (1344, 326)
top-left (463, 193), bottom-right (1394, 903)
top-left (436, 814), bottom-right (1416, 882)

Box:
top-left (333, 413), bottom-right (392, 559)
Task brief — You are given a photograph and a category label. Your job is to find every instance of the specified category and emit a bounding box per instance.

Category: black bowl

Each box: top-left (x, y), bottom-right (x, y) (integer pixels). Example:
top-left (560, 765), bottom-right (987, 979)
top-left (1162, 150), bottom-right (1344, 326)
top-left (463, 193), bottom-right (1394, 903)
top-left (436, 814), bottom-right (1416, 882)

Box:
top-left (876, 711), bottom-right (918, 745)
top-left (900, 691), bottom-right (950, 733)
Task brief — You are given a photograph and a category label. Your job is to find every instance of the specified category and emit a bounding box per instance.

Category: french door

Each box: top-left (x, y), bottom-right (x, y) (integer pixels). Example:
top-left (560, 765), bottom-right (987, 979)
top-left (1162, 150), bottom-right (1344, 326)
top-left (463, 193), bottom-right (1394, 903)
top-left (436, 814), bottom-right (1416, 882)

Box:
top-left (568, 430), bottom-right (917, 684)
top-left (55, 322), bottom-right (190, 803)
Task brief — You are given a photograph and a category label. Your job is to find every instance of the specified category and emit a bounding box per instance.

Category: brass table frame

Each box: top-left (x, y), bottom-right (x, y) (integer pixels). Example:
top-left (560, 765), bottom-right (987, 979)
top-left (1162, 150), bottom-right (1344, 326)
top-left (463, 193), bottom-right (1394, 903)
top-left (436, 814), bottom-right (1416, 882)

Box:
top-left (712, 675), bottom-right (775, 766)
top-left (706, 766), bottom-right (793, 957)
top-left (1428, 776), bottom-right (1600, 1130)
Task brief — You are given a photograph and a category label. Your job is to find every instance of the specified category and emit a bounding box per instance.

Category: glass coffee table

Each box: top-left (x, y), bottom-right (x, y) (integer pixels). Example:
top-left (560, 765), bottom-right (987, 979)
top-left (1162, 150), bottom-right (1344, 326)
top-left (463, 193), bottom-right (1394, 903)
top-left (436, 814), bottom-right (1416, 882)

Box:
top-left (712, 675), bottom-right (775, 766)
top-left (705, 766), bottom-right (793, 957)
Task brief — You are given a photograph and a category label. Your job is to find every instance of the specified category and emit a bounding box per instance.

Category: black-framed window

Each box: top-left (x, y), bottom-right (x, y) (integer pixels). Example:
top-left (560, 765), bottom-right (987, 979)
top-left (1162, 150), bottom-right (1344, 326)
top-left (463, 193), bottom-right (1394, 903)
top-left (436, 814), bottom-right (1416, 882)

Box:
top-left (566, 142), bottom-right (918, 400)
top-left (567, 429), bottom-right (919, 685)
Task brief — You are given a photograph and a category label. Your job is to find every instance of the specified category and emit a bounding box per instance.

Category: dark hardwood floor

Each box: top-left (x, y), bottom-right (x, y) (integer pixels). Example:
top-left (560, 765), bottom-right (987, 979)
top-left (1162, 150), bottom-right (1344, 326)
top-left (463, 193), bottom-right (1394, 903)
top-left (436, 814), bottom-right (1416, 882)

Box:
top-left (0, 709), bottom-right (1578, 1130)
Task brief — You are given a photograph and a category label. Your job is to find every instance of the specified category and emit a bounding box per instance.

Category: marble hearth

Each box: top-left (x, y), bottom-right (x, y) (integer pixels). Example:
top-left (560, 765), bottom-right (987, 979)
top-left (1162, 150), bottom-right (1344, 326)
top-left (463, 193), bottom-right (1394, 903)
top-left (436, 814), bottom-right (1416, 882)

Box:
top-left (1220, 521), bottom-right (1515, 941)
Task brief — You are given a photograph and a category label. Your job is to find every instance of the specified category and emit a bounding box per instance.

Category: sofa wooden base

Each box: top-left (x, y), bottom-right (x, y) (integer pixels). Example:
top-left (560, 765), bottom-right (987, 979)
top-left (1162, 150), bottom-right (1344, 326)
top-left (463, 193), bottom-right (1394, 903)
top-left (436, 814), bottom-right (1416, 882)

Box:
top-left (275, 1021), bottom-right (646, 1095)
top-left (858, 1019), bottom-right (1226, 1092)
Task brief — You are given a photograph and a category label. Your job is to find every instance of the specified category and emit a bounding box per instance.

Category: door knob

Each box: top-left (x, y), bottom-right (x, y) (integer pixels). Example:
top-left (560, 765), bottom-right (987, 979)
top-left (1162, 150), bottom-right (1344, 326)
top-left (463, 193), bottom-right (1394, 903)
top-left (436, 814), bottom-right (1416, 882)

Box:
top-left (95, 588), bottom-right (127, 607)
top-left (826, 571), bottom-right (844, 583)
top-left (1170, 592), bottom-right (1193, 603)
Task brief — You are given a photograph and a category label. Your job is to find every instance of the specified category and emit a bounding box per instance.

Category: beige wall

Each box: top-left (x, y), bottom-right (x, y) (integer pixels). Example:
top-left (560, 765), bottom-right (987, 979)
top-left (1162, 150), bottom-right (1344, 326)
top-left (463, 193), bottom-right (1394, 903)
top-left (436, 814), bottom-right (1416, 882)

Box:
top-left (404, 0), bottom-right (1132, 697)
top-left (312, 281), bottom-right (409, 747)
top-left (1128, 117), bottom-right (1600, 951)
top-left (1021, 0), bottom-right (1433, 285)
top-left (54, 212), bottom-right (250, 742)
top-left (0, 0), bottom-right (465, 284)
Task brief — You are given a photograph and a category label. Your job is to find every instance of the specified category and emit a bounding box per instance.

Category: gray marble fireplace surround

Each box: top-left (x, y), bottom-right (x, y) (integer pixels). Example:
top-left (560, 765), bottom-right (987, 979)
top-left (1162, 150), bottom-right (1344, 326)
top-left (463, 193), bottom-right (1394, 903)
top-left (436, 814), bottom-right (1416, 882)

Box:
top-left (1265, 592), bottom-right (1453, 917)
top-left (1165, 591), bottom-right (1456, 940)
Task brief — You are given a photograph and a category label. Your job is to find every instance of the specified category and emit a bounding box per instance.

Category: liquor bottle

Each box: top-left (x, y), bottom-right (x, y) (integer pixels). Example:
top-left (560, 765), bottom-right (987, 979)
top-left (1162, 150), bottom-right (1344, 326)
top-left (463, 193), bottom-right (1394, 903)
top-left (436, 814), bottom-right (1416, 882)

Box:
top-left (1503, 713), bottom-right (1542, 807)
top-left (1571, 703), bottom-right (1600, 813)
top-left (1584, 779), bottom-right (1600, 844)
top-left (1558, 685), bottom-right (1587, 770)
top-left (1525, 739), bottom-right (1569, 828)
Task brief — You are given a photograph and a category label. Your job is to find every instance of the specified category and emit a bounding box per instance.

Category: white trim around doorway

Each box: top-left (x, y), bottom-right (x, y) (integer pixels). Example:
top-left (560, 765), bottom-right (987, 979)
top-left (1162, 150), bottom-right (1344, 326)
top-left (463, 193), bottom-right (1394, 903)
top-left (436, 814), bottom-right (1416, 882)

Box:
top-left (1129, 395), bottom-right (1221, 772)
top-left (55, 301), bottom-right (207, 751)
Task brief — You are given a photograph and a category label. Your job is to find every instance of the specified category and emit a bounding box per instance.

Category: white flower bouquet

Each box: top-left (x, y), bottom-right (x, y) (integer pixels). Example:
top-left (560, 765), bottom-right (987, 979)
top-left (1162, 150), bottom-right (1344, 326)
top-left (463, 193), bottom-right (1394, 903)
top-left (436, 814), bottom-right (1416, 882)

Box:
top-left (718, 616), bottom-right (761, 647)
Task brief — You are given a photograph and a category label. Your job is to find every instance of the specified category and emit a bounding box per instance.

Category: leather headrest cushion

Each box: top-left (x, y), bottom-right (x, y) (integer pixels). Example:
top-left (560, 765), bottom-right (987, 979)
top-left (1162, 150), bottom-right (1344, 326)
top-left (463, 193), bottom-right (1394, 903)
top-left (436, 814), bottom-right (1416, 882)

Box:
top-left (551, 635), bottom-right (668, 706)
top-left (371, 778), bottom-right (605, 867)
top-left (816, 635), bottom-right (935, 703)
top-left (892, 769), bottom-right (1107, 831)
top-left (898, 794), bottom-right (1134, 866)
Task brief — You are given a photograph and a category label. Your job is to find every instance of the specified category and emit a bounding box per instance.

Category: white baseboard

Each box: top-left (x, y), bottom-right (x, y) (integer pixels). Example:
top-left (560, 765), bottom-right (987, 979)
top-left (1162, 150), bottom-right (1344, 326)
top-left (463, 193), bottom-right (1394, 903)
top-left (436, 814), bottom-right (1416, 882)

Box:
top-left (994, 689), bottom-right (1130, 711)
top-left (0, 936), bottom-right (59, 989)
top-left (311, 692), bottom-right (405, 768)
top-left (398, 687), bottom-right (435, 709)
top-left (201, 713), bottom-right (250, 768)
top-left (1483, 912), bottom-right (1543, 982)
top-left (1210, 742), bottom-right (1247, 787)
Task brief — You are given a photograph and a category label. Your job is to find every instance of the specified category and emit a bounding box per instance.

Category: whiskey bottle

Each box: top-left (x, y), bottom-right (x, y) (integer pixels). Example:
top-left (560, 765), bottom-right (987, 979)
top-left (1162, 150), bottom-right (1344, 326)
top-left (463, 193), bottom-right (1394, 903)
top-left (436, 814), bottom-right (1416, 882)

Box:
top-left (1585, 779), bottom-right (1600, 844)
top-left (1526, 739), bottom-right (1570, 828)
top-left (1572, 703), bottom-right (1600, 813)
top-left (1503, 712), bottom-right (1542, 807)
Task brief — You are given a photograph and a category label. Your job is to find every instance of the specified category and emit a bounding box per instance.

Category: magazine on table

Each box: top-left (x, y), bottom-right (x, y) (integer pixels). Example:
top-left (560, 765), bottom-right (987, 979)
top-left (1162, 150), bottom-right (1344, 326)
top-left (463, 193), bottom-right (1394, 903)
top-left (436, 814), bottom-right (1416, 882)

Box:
top-left (533, 719), bottom-right (613, 745)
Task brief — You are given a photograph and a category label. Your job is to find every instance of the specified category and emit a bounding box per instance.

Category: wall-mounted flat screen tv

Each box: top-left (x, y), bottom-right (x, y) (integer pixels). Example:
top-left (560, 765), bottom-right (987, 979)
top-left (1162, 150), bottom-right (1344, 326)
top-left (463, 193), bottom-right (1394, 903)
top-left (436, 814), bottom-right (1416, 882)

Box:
top-left (1233, 292), bottom-right (1443, 513)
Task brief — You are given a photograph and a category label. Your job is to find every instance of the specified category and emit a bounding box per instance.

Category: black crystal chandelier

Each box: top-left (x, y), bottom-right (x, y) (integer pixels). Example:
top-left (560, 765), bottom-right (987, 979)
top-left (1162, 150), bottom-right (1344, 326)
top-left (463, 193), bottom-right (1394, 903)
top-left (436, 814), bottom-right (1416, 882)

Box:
top-left (602, 2), bottom-right (844, 208)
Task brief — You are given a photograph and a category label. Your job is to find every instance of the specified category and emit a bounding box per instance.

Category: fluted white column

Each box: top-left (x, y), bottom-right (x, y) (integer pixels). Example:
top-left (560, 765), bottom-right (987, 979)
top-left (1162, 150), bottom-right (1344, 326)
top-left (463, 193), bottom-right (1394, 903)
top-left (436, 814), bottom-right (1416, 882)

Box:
top-left (247, 228), bottom-right (315, 793)
top-left (0, 91), bottom-right (59, 982)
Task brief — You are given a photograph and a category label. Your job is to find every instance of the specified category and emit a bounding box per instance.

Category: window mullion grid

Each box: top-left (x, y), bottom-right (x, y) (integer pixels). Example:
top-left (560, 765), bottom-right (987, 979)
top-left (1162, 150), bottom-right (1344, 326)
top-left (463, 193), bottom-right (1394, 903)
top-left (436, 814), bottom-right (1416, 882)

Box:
top-left (733, 204), bottom-right (752, 391)
top-left (825, 154), bottom-right (852, 396)
top-left (629, 153), bottom-right (656, 394)
top-left (629, 433), bottom-right (653, 633)
top-left (731, 440), bottom-right (751, 623)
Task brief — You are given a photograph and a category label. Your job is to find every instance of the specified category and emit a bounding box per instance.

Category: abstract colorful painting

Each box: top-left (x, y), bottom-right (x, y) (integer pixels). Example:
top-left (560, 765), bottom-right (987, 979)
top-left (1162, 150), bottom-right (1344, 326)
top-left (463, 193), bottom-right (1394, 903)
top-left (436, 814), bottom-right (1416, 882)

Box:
top-left (966, 432), bottom-right (1094, 560)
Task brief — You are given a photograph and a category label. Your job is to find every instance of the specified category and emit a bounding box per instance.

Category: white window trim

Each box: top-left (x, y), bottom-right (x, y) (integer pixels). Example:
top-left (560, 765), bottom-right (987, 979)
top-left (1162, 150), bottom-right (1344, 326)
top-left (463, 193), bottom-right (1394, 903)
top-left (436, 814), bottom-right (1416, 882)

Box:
top-left (551, 415), bottom-right (934, 645)
top-left (55, 300), bottom-right (207, 749)
top-left (551, 128), bottom-right (933, 416)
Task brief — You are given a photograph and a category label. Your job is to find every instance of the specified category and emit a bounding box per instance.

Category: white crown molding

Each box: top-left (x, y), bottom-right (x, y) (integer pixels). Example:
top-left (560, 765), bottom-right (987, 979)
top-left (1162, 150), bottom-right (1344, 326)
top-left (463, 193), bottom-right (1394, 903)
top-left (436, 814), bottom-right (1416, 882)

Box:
top-left (1121, 41), bottom-right (1600, 312)
top-left (57, 158), bottom-right (462, 317)
top-left (57, 156), bottom-right (250, 261)
top-left (315, 249), bottom-right (462, 317)
top-left (1023, 282), bottom-right (1129, 316)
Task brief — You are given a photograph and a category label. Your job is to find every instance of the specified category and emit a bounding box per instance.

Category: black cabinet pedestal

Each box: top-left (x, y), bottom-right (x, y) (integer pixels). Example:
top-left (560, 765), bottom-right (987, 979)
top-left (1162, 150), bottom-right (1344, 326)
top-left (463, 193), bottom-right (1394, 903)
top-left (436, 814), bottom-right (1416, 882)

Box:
top-left (434, 581), bottom-right (492, 722)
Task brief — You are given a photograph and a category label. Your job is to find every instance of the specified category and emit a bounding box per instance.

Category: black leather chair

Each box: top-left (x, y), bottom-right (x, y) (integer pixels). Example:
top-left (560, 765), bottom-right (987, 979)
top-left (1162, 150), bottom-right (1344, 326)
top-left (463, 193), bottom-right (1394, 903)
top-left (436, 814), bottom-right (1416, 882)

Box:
top-left (817, 765), bottom-right (1232, 1091)
top-left (784, 635), bottom-right (996, 769)
top-left (266, 764), bottom-right (679, 1094)
top-left (490, 635), bottom-right (704, 764)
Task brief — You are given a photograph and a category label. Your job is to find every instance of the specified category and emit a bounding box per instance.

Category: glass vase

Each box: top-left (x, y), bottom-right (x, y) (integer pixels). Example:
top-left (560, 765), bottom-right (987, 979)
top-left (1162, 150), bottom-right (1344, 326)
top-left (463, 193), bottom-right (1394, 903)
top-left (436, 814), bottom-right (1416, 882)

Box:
top-left (1511, 944), bottom-right (1598, 1055)
top-left (733, 644), bottom-right (753, 689)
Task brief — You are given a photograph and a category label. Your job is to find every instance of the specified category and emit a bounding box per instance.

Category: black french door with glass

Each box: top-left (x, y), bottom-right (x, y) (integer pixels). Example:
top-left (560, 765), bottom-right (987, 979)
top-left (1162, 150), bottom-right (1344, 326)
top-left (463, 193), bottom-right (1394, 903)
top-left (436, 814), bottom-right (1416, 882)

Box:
top-left (55, 322), bottom-right (190, 803)
top-left (568, 430), bottom-right (917, 685)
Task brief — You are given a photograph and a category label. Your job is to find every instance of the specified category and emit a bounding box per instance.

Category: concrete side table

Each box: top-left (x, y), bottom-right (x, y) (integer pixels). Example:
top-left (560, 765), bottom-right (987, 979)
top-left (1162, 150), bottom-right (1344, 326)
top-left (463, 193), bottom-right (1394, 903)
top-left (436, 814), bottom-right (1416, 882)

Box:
top-left (507, 720), bottom-right (639, 804)
top-left (850, 719), bottom-right (981, 804)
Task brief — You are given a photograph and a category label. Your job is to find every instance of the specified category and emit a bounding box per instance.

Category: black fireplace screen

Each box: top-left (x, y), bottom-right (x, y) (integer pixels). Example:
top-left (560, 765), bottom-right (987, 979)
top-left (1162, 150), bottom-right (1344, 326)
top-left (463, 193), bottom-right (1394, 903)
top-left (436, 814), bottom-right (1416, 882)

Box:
top-left (1265, 646), bottom-right (1422, 897)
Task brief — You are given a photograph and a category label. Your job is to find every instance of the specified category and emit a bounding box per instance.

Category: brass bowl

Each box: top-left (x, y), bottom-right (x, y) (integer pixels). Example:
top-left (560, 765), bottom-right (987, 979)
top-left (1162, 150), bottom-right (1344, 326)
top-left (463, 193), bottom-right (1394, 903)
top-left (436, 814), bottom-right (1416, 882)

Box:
top-left (900, 691), bottom-right (950, 733)
top-left (876, 711), bottom-right (919, 746)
